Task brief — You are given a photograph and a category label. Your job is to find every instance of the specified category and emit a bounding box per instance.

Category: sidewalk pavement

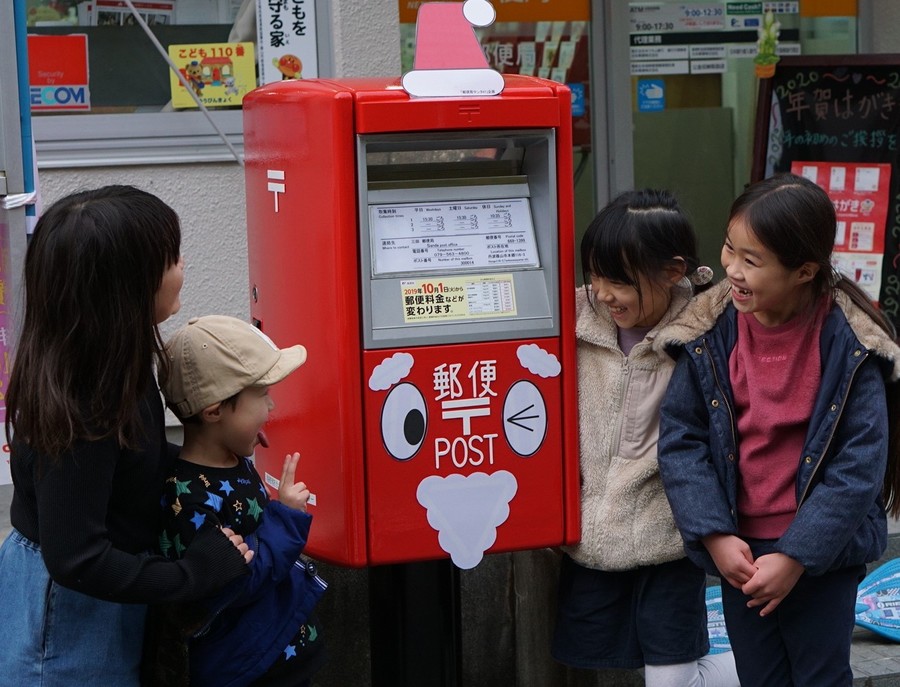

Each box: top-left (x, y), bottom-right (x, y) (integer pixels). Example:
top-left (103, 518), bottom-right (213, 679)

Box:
top-left (2, 482), bottom-right (900, 685)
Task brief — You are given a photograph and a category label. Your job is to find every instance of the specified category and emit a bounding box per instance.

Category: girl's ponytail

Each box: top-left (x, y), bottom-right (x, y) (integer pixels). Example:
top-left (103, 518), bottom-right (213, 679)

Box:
top-left (884, 380), bottom-right (900, 518)
top-left (834, 275), bottom-right (900, 517)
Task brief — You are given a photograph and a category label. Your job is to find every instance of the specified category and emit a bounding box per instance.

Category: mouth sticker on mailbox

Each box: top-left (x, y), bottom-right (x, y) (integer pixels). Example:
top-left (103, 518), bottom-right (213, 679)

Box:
top-left (416, 470), bottom-right (518, 569)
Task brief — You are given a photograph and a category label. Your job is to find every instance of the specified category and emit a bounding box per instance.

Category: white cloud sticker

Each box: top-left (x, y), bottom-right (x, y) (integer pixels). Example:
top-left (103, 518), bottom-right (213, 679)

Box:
top-left (516, 343), bottom-right (561, 378)
top-left (368, 352), bottom-right (414, 391)
top-left (416, 471), bottom-right (518, 569)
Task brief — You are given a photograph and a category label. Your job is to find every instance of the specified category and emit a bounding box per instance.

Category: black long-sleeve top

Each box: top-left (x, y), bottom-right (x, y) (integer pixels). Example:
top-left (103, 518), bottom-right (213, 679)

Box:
top-left (9, 380), bottom-right (247, 603)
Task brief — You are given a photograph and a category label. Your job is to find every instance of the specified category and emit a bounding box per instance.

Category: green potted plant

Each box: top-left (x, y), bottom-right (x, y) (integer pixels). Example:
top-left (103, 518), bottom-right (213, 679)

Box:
top-left (754, 10), bottom-right (781, 78)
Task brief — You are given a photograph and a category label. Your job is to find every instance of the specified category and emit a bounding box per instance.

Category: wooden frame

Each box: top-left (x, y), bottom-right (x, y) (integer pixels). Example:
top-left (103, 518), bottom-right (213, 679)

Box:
top-left (751, 54), bottom-right (900, 182)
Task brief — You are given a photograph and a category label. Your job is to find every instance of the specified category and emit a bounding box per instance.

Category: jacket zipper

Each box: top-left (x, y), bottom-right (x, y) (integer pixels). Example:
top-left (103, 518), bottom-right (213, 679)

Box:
top-left (610, 357), bottom-right (630, 454)
top-left (796, 351), bottom-right (867, 508)
top-left (703, 338), bottom-right (739, 451)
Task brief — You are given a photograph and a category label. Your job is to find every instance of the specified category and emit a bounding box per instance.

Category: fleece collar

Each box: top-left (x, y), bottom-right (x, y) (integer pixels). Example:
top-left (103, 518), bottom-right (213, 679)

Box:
top-left (659, 280), bottom-right (900, 380)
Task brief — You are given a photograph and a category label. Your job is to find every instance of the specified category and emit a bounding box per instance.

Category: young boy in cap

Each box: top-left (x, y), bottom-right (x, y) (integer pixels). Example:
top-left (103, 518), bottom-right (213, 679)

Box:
top-left (158, 315), bottom-right (326, 687)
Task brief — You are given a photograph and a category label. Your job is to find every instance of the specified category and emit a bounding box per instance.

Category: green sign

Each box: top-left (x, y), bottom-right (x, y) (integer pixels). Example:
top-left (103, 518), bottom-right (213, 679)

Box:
top-left (726, 2), bottom-right (763, 14)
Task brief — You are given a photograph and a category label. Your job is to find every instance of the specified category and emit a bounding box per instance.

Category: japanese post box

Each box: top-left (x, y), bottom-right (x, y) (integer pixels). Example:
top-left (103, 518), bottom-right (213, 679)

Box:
top-left (242, 75), bottom-right (579, 568)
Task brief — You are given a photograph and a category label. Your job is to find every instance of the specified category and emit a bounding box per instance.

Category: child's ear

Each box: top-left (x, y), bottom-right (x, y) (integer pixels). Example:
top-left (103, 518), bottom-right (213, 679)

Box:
top-left (665, 257), bottom-right (689, 286)
top-left (796, 261), bottom-right (820, 285)
top-left (200, 402), bottom-right (223, 424)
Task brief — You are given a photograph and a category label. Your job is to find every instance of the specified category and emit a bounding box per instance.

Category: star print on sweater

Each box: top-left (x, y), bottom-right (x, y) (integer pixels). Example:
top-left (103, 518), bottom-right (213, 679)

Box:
top-left (159, 457), bottom-right (270, 558)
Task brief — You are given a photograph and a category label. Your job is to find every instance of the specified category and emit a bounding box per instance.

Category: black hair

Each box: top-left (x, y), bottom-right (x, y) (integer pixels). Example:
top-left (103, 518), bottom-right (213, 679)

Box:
top-left (729, 173), bottom-right (900, 514)
top-left (172, 391), bottom-right (241, 425)
top-left (581, 188), bottom-right (708, 310)
top-left (6, 185), bottom-right (182, 456)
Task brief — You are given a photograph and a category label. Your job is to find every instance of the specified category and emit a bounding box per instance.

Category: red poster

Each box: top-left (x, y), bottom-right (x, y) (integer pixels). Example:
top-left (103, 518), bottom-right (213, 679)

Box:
top-left (792, 161), bottom-right (892, 303)
top-left (792, 161), bottom-right (891, 255)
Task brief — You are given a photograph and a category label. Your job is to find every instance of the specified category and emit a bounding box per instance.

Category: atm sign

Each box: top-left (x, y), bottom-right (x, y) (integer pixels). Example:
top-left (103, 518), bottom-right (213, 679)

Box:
top-left (27, 35), bottom-right (91, 112)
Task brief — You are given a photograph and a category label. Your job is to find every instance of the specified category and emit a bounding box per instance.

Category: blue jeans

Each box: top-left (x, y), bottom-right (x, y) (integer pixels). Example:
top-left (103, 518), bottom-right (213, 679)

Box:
top-left (0, 529), bottom-right (147, 686)
top-left (720, 538), bottom-right (864, 687)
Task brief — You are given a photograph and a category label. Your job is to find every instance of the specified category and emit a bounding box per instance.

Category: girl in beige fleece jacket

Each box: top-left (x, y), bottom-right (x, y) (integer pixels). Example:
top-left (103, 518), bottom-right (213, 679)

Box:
top-left (551, 189), bottom-right (739, 687)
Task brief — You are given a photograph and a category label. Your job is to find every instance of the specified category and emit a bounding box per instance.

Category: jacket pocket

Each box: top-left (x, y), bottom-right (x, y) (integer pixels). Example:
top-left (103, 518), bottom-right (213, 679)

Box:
top-left (618, 365), bottom-right (671, 460)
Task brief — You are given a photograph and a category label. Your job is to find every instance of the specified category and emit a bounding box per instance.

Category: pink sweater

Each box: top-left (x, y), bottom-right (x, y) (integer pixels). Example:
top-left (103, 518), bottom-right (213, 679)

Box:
top-left (729, 301), bottom-right (827, 539)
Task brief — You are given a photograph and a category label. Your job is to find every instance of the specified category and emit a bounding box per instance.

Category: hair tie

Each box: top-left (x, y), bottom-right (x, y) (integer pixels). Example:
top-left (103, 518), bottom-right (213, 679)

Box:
top-left (688, 265), bottom-right (714, 286)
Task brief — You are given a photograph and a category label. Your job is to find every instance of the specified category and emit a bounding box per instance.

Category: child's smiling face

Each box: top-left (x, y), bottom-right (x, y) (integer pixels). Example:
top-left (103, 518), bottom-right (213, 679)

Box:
top-left (590, 269), bottom-right (674, 330)
top-left (722, 217), bottom-right (817, 327)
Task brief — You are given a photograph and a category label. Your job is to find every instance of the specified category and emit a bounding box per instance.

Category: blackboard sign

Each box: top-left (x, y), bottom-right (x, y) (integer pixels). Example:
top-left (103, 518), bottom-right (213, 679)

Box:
top-left (752, 55), bottom-right (900, 326)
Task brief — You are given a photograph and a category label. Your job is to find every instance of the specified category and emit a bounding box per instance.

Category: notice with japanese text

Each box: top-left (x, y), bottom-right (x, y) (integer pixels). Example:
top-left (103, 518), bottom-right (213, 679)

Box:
top-left (370, 198), bottom-right (539, 275)
top-left (401, 274), bottom-right (517, 323)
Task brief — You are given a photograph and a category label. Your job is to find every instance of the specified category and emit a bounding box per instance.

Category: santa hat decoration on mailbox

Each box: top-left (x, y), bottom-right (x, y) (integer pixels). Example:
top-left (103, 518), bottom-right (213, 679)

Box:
top-left (401, 0), bottom-right (504, 98)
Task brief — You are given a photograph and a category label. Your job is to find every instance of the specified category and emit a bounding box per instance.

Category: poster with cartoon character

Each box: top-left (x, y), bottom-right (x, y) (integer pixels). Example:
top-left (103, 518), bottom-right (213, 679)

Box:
top-left (255, 0), bottom-right (318, 84)
top-left (362, 338), bottom-right (565, 568)
top-left (168, 41), bottom-right (255, 109)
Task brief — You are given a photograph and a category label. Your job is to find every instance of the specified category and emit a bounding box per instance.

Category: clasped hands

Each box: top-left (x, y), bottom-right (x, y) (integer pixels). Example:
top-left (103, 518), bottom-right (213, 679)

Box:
top-left (703, 533), bottom-right (805, 617)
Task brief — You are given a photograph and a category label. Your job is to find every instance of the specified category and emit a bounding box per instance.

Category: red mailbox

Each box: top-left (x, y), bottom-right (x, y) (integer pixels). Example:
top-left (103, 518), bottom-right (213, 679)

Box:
top-left (243, 75), bottom-right (579, 567)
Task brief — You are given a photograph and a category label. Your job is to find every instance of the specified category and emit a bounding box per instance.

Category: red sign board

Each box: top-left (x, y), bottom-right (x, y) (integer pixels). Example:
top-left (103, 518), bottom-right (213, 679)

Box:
top-left (28, 34), bottom-right (90, 112)
top-left (793, 160), bottom-right (893, 302)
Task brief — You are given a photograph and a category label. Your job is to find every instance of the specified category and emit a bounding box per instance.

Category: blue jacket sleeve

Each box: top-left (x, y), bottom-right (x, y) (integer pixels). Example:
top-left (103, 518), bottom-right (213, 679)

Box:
top-left (776, 358), bottom-right (888, 575)
top-left (222, 501), bottom-right (312, 608)
top-left (658, 350), bottom-right (737, 557)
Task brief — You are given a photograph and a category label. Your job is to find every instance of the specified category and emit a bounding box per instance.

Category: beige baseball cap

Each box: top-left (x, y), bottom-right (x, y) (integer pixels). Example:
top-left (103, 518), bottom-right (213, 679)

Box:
top-left (163, 315), bottom-right (307, 418)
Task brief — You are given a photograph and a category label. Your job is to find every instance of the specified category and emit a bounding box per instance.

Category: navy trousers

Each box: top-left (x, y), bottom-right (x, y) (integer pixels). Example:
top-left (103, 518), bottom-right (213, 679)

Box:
top-left (720, 539), bottom-right (864, 687)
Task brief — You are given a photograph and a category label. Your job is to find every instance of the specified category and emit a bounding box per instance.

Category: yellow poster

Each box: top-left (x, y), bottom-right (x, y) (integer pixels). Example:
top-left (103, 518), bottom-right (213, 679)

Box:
top-left (168, 42), bottom-right (256, 109)
top-left (401, 274), bottom-right (517, 323)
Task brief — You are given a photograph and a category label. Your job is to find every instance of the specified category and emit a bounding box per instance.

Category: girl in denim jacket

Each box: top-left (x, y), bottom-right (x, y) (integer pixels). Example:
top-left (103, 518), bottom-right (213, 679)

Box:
top-left (552, 189), bottom-right (739, 686)
top-left (659, 173), bottom-right (900, 686)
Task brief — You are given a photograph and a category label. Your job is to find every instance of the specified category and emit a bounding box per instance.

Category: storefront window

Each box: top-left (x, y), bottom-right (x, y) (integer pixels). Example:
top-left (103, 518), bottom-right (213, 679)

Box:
top-left (627, 0), bottom-right (860, 274)
top-left (24, 0), bottom-right (325, 166)
top-left (26, 1), bottom-right (243, 114)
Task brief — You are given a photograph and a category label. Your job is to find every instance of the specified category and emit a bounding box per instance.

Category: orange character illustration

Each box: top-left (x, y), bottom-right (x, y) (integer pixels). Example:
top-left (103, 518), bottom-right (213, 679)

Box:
top-left (184, 60), bottom-right (204, 96)
top-left (274, 54), bottom-right (303, 80)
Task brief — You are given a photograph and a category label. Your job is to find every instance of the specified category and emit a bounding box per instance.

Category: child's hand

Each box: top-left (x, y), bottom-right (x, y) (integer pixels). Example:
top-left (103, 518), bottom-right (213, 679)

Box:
top-left (741, 552), bottom-right (804, 617)
top-left (221, 527), bottom-right (254, 563)
top-left (702, 533), bottom-right (756, 589)
top-left (278, 452), bottom-right (310, 512)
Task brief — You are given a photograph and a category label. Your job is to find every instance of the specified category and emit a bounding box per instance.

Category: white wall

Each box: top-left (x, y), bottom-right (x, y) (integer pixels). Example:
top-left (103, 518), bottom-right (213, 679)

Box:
top-left (331, 1), bottom-right (401, 77)
top-left (39, 164), bottom-right (249, 339)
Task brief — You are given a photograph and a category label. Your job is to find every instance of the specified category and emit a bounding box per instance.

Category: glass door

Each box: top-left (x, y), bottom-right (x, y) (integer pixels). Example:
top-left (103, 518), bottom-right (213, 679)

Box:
top-left (609, 0), bottom-right (859, 275)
